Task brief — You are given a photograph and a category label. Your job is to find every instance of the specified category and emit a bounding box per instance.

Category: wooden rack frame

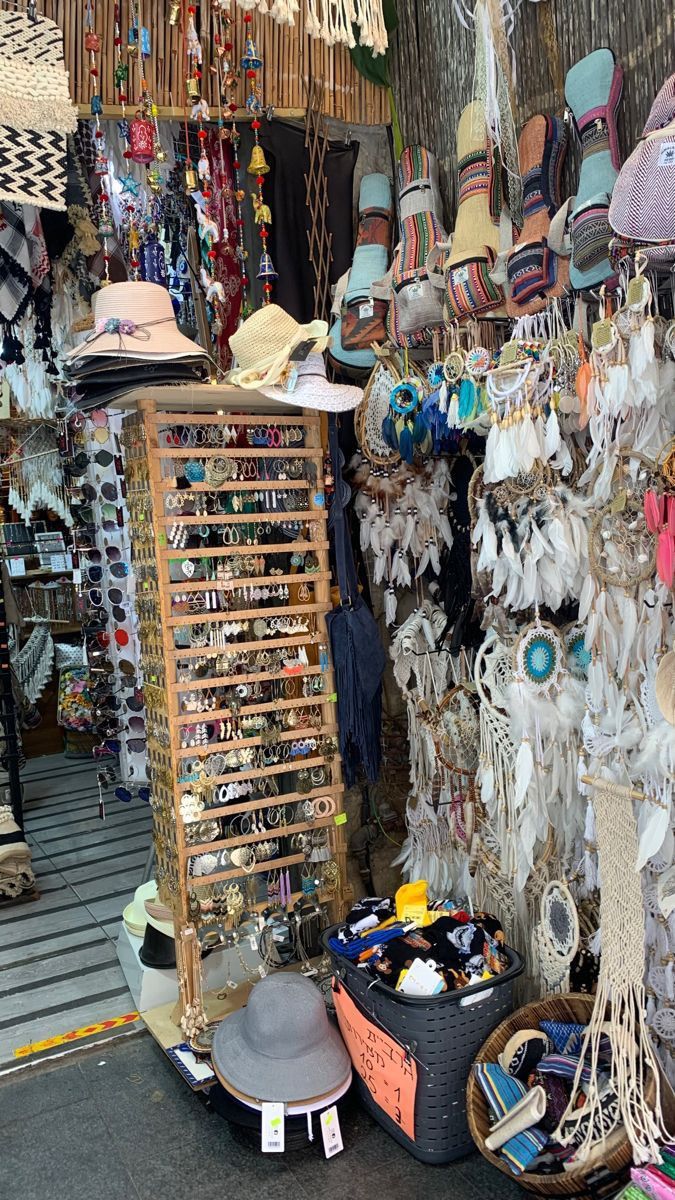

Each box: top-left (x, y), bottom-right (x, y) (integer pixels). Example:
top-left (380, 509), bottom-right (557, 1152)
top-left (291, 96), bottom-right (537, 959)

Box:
top-left (124, 395), bottom-right (350, 1034)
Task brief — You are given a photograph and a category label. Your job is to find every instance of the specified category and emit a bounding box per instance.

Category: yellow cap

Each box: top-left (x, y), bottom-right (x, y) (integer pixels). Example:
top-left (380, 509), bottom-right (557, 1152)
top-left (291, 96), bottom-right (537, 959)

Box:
top-left (395, 880), bottom-right (431, 926)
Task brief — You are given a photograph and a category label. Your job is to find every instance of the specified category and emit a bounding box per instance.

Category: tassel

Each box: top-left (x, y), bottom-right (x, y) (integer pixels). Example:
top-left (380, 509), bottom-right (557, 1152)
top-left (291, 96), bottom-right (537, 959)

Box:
top-left (384, 586), bottom-right (397, 626)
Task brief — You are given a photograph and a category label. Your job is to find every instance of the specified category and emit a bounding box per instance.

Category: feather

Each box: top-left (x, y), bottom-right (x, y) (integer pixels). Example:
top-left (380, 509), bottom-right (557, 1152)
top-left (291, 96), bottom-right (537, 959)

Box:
top-left (514, 737), bottom-right (534, 809)
top-left (644, 489), bottom-right (662, 534)
top-left (428, 539), bottom-right (441, 575)
top-left (397, 553), bottom-right (412, 589)
top-left (384, 586), bottom-right (398, 626)
top-left (484, 420), bottom-right (500, 483)
top-left (657, 529), bottom-right (675, 588)
top-left (415, 544), bottom-right (430, 578)
top-left (617, 595), bottom-right (638, 679)
top-left (544, 407), bottom-right (561, 458)
top-left (636, 800), bottom-right (670, 872)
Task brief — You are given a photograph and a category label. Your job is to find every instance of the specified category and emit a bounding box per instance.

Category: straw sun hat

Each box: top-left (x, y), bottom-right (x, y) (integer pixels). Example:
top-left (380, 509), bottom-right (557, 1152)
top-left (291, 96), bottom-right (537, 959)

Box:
top-left (226, 303), bottom-right (330, 389)
top-left (65, 281), bottom-right (205, 363)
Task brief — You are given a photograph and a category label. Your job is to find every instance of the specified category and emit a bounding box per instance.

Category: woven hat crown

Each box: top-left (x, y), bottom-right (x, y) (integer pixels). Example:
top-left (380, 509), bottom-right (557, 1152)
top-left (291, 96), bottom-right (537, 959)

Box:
top-left (229, 304), bottom-right (302, 370)
top-left (93, 282), bottom-right (175, 326)
top-left (239, 974), bottom-right (329, 1060)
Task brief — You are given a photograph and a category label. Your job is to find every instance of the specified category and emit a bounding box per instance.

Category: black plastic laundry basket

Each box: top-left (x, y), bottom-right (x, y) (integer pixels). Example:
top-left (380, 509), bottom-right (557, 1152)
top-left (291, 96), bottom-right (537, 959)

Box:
top-left (322, 925), bottom-right (524, 1164)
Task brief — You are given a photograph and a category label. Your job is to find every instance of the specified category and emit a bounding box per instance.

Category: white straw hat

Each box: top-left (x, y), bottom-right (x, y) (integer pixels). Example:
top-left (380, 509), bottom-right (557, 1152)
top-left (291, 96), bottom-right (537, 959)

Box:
top-left (226, 304), bottom-right (330, 388)
top-left (122, 879), bottom-right (174, 939)
top-left (260, 352), bottom-right (363, 412)
top-left (65, 282), bottom-right (206, 363)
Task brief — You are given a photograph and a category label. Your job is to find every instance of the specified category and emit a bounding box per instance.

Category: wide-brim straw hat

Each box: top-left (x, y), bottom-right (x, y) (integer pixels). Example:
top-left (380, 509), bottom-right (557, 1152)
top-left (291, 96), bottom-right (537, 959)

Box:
top-left (260, 352), bottom-right (363, 412)
top-left (226, 303), bottom-right (330, 389)
top-left (211, 973), bottom-right (351, 1103)
top-left (65, 282), bottom-right (205, 363)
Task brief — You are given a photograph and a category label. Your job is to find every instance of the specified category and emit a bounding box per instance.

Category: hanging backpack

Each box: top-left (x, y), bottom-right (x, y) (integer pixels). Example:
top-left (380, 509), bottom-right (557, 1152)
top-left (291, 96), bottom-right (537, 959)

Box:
top-left (609, 73), bottom-right (675, 266)
top-left (329, 173), bottom-right (392, 372)
top-left (506, 115), bottom-right (569, 316)
top-left (386, 145), bottom-right (447, 348)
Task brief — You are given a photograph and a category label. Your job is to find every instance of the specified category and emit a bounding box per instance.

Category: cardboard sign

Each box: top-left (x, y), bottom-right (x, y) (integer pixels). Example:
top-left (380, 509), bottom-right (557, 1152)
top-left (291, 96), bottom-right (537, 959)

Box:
top-left (332, 982), bottom-right (417, 1140)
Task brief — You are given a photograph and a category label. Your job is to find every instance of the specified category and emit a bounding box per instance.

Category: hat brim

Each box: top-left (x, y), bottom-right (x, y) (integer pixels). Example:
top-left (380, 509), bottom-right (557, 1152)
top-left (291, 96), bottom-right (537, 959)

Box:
top-left (123, 879), bottom-right (175, 939)
top-left (211, 1006), bottom-right (352, 1103)
top-left (259, 376), bottom-right (363, 413)
top-left (64, 328), bottom-right (205, 363)
top-left (226, 320), bottom-right (330, 389)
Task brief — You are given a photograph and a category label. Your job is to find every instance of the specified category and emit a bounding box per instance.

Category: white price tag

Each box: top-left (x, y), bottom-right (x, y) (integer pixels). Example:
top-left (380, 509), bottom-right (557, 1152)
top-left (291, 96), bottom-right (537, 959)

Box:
top-left (320, 1106), bottom-right (344, 1159)
top-left (408, 281), bottom-right (423, 298)
top-left (658, 143), bottom-right (675, 167)
top-left (261, 1102), bottom-right (285, 1153)
top-left (358, 301), bottom-right (374, 319)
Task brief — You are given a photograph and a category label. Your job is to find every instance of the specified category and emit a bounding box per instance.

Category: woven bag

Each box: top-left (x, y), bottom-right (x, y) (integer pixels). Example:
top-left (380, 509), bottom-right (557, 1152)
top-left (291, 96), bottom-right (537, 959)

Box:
top-left (506, 115), bottom-right (569, 317)
top-left (609, 74), bottom-right (675, 265)
top-left (0, 10), bottom-right (77, 211)
top-left (386, 145), bottom-right (447, 348)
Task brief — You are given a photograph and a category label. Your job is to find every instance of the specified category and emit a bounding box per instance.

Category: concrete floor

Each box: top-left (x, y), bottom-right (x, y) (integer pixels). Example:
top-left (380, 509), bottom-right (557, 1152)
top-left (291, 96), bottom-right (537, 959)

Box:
top-left (0, 1032), bottom-right (521, 1200)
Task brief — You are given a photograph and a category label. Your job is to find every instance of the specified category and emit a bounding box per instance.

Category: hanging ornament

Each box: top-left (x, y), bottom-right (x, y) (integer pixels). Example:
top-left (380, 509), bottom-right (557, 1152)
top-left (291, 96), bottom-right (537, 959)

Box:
top-left (241, 17), bottom-right (273, 304)
top-left (129, 113), bottom-right (155, 164)
top-left (86, 0), bottom-right (112, 286)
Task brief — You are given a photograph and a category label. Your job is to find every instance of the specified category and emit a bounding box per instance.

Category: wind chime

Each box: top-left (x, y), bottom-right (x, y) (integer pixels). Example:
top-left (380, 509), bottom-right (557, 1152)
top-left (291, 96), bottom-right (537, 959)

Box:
top-left (86, 0), bottom-right (113, 285)
top-left (241, 13), bottom-right (277, 303)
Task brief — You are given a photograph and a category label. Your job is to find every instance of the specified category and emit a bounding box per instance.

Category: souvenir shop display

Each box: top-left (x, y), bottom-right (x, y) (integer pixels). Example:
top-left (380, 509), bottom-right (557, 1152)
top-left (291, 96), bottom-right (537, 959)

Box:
top-left (3, 0), bottom-right (675, 1190)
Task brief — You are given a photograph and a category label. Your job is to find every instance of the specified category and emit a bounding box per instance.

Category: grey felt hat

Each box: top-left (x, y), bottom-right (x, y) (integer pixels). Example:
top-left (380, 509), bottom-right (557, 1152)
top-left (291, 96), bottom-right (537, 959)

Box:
top-left (211, 973), bottom-right (351, 1103)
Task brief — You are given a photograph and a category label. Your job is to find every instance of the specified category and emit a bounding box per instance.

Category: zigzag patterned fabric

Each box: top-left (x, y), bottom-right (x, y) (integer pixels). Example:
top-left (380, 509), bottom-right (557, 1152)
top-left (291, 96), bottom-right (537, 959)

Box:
top-left (609, 73), bottom-right (675, 264)
top-left (0, 11), bottom-right (77, 211)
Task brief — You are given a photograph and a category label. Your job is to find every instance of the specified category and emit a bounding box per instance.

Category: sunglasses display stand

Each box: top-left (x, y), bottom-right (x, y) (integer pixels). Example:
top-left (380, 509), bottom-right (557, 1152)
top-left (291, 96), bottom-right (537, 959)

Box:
top-left (122, 397), bottom-right (351, 1038)
top-left (82, 413), bottom-right (147, 784)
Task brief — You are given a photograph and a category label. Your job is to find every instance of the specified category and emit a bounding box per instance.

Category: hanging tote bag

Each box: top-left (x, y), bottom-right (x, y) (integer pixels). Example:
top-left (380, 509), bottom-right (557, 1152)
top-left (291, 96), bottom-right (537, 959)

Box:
top-left (609, 73), bottom-right (675, 266)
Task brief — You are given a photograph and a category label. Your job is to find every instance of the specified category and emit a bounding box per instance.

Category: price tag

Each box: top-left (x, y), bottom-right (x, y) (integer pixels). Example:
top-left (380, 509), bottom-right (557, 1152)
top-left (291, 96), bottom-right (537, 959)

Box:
top-left (358, 301), bottom-right (374, 320)
top-left (658, 143), bottom-right (675, 167)
top-left (334, 812), bottom-right (347, 826)
top-left (320, 1106), bottom-right (344, 1159)
top-left (261, 1102), bottom-right (285, 1153)
top-left (0, 377), bottom-right (10, 420)
top-left (408, 281), bottom-right (423, 298)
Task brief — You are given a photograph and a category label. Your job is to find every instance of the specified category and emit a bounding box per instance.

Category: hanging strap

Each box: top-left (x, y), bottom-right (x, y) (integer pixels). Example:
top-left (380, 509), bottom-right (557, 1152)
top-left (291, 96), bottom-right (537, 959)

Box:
top-left (328, 413), bottom-right (358, 607)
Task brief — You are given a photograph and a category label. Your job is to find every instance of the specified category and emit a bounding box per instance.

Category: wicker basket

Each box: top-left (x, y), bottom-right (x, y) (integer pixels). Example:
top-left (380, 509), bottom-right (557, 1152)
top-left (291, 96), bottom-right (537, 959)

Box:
top-left (467, 992), bottom-right (656, 1199)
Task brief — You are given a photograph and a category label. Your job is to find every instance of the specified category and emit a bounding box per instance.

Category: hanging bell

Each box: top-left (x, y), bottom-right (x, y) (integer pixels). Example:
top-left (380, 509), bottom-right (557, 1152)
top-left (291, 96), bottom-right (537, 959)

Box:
top-left (240, 37), bottom-right (262, 71)
top-left (186, 75), bottom-right (200, 101)
top-left (184, 166), bottom-right (199, 193)
top-left (247, 143), bottom-right (269, 175)
top-left (169, 0), bottom-right (180, 24)
top-left (257, 252), bottom-right (278, 280)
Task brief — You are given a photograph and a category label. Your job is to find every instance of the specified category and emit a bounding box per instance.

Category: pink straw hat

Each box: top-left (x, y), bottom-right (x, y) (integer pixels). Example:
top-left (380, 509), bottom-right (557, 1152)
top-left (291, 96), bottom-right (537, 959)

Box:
top-left (65, 281), bottom-right (205, 362)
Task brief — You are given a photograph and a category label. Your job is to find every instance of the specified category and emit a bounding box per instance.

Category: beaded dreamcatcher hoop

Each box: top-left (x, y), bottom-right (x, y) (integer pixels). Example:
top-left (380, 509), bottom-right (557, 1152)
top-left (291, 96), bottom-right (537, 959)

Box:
top-left (514, 614), bottom-right (565, 694)
top-left (589, 496), bottom-right (655, 588)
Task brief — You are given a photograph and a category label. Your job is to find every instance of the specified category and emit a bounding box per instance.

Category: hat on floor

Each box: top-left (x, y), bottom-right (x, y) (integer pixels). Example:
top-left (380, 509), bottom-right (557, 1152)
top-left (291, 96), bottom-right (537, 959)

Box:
top-left (226, 304), bottom-right (330, 389)
top-left (211, 973), bottom-right (351, 1103)
top-left (260, 352), bottom-right (363, 413)
top-left (64, 282), bottom-right (206, 365)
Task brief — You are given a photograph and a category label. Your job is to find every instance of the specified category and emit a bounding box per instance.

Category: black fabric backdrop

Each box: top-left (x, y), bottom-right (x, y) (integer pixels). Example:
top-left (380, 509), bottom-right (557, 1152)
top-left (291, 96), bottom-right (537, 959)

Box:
top-left (238, 119), bottom-right (359, 321)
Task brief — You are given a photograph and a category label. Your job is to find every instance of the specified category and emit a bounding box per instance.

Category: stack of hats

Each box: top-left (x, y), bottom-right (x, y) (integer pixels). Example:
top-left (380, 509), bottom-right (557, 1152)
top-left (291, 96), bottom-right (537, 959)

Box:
top-left (226, 304), bottom-right (363, 413)
top-left (212, 973), bottom-right (351, 1107)
top-left (63, 282), bottom-right (211, 410)
top-left (123, 878), bottom-right (175, 969)
top-left (0, 803), bottom-right (35, 902)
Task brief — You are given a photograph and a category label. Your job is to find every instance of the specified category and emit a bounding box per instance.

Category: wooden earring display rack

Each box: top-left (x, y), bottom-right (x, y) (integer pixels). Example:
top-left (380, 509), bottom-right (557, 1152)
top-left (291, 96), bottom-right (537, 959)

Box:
top-left (121, 397), bottom-right (350, 1038)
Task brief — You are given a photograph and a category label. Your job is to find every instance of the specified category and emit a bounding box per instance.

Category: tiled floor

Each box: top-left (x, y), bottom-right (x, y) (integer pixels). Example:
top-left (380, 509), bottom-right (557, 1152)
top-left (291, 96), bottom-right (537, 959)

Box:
top-left (0, 754), bottom-right (152, 1068)
top-left (0, 1033), bottom-right (521, 1200)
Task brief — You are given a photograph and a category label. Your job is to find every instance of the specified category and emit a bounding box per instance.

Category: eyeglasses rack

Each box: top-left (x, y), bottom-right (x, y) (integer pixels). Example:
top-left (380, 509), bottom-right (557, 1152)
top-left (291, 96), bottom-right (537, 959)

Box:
top-left (121, 397), bottom-right (350, 1038)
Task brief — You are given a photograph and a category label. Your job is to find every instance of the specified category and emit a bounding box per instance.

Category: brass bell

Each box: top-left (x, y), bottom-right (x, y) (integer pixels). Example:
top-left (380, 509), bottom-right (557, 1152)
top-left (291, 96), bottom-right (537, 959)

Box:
top-left (169, 0), bottom-right (180, 24)
top-left (247, 142), bottom-right (269, 175)
top-left (186, 75), bottom-right (200, 101)
top-left (184, 166), bottom-right (198, 192)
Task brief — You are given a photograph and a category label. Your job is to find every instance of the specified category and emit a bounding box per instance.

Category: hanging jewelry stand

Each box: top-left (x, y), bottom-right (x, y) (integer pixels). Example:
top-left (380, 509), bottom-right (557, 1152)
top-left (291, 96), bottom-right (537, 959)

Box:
top-left (120, 390), bottom-right (350, 1038)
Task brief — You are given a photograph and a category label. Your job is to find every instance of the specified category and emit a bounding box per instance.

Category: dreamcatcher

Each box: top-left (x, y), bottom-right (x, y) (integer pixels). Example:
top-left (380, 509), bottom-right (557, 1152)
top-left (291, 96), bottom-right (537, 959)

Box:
top-left (381, 369), bottom-right (432, 464)
top-left (534, 880), bottom-right (580, 994)
top-left (355, 353), bottom-right (403, 468)
top-left (472, 463), bottom-right (589, 612)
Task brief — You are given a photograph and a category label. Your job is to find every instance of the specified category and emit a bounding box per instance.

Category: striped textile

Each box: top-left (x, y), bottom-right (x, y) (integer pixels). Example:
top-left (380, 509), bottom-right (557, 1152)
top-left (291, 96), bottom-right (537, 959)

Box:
top-left (473, 1062), bottom-right (548, 1175)
top-left (537, 1053), bottom-right (593, 1086)
top-left (387, 144), bottom-right (447, 348)
top-left (540, 1019), bottom-right (586, 1055)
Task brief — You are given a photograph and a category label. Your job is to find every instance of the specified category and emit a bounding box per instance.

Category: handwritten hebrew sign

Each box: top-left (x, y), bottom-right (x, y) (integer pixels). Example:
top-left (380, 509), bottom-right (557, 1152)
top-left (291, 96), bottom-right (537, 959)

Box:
top-left (333, 982), bottom-right (417, 1140)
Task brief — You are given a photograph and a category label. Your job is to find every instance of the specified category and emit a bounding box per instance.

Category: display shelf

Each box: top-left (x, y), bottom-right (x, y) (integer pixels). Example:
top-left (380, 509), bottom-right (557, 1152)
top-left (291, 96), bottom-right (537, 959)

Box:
top-left (122, 398), bottom-right (350, 1040)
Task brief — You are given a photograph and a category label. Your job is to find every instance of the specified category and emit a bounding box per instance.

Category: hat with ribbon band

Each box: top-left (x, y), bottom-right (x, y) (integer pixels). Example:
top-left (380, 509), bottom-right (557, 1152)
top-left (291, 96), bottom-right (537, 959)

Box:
top-left (226, 303), bottom-right (330, 389)
top-left (64, 281), bottom-right (206, 364)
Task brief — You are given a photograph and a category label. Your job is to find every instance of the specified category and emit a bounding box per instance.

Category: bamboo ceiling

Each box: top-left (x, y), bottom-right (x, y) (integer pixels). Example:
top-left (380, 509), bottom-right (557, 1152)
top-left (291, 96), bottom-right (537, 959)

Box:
top-left (390, 0), bottom-right (675, 217)
top-left (32, 0), bottom-right (389, 124)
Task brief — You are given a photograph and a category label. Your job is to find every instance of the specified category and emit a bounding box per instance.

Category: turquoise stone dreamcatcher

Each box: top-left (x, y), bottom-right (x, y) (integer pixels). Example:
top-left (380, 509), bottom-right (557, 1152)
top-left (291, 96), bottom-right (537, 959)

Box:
top-left (381, 375), bottom-right (431, 464)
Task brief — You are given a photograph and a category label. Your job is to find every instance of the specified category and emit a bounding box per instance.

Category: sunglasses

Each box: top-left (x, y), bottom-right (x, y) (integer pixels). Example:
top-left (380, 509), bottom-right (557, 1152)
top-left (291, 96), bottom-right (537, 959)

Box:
top-left (83, 546), bottom-right (125, 564)
top-left (115, 784), bottom-right (150, 804)
top-left (126, 737), bottom-right (147, 754)
top-left (90, 410), bottom-right (110, 443)
top-left (101, 504), bottom-right (124, 531)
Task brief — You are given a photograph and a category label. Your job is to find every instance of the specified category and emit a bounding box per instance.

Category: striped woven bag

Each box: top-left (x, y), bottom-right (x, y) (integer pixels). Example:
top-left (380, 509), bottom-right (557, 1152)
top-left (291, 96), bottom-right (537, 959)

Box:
top-left (386, 145), bottom-right (447, 348)
top-left (609, 73), bottom-right (675, 266)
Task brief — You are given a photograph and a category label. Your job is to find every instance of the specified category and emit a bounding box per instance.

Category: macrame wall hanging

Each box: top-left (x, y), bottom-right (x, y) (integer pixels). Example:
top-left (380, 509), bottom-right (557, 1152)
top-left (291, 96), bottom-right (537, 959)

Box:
top-left (556, 774), bottom-right (668, 1165)
top-left (234, 0), bottom-right (389, 55)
